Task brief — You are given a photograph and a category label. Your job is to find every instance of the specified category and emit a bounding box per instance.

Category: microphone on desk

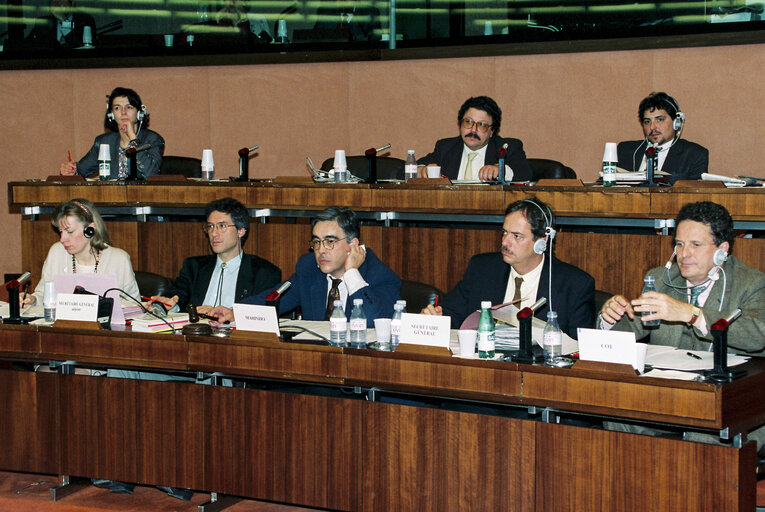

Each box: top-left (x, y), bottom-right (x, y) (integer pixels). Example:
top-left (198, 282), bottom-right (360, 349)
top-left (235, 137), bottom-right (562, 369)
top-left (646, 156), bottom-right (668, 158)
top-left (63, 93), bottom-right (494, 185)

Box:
top-left (497, 143), bottom-right (508, 184)
top-left (645, 145), bottom-right (659, 186)
top-left (236, 144), bottom-right (259, 182)
top-left (4, 272), bottom-right (32, 324)
top-left (363, 143), bottom-right (391, 184)
top-left (265, 281), bottom-right (291, 302)
top-left (5, 271), bottom-right (31, 291)
top-left (134, 142), bottom-right (163, 153)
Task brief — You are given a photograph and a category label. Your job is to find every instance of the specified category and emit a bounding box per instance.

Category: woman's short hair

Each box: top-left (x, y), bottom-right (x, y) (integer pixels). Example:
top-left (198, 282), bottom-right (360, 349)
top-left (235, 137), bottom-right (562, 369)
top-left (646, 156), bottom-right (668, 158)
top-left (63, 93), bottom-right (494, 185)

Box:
top-left (104, 87), bottom-right (147, 132)
top-left (51, 198), bottom-right (110, 251)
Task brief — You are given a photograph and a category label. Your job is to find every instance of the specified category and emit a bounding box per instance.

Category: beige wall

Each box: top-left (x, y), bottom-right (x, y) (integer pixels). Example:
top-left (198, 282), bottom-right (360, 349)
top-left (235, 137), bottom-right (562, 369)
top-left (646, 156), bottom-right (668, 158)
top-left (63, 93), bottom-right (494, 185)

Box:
top-left (1, 43), bottom-right (762, 278)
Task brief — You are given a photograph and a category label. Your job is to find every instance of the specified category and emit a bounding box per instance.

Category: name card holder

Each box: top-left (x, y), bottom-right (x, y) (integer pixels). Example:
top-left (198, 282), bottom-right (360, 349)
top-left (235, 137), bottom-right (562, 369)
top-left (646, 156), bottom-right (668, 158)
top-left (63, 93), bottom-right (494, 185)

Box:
top-left (536, 178), bottom-right (584, 187)
top-left (572, 359), bottom-right (639, 376)
top-left (405, 177), bottom-right (451, 185)
top-left (229, 329), bottom-right (281, 344)
top-left (53, 319), bottom-right (103, 331)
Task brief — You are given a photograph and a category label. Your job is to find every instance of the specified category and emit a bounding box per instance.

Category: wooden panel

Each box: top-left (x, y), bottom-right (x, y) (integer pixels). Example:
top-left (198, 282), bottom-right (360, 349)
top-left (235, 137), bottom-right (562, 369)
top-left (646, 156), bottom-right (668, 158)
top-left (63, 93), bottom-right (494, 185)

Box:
top-left (371, 185), bottom-right (505, 212)
top-left (0, 370), bottom-right (58, 474)
top-left (362, 402), bottom-right (535, 512)
top-left (521, 370), bottom-right (720, 427)
top-left (347, 350), bottom-right (521, 398)
top-left (39, 329), bottom-right (189, 370)
top-left (255, 223), bottom-right (312, 284)
top-left (188, 337), bottom-right (345, 382)
top-left (652, 188), bottom-right (765, 218)
top-left (249, 183), bottom-right (371, 209)
top-left (59, 375), bottom-right (206, 489)
top-left (0, 324), bottom-right (39, 355)
top-left (536, 422), bottom-right (756, 511)
top-left (105, 221), bottom-right (138, 272)
top-left (205, 387), bottom-right (362, 511)
top-left (126, 183), bottom-right (249, 205)
top-left (379, 226), bottom-right (497, 293)
top-left (507, 187), bottom-right (652, 217)
top-left (9, 183), bottom-right (127, 206)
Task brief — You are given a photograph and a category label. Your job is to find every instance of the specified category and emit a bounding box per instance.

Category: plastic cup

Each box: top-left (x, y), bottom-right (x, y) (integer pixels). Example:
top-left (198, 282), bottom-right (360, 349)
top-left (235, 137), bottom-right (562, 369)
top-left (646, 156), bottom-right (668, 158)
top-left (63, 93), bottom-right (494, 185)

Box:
top-left (427, 166), bottom-right (441, 178)
top-left (603, 142), bottom-right (618, 162)
top-left (164, 34), bottom-right (174, 47)
top-left (458, 329), bottom-right (477, 358)
top-left (374, 318), bottom-right (392, 351)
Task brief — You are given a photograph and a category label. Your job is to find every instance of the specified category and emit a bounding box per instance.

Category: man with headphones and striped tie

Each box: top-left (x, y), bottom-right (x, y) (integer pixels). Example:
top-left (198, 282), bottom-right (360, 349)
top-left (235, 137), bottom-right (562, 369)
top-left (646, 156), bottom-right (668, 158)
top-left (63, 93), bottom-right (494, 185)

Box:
top-left (616, 91), bottom-right (708, 184)
top-left (421, 198), bottom-right (595, 339)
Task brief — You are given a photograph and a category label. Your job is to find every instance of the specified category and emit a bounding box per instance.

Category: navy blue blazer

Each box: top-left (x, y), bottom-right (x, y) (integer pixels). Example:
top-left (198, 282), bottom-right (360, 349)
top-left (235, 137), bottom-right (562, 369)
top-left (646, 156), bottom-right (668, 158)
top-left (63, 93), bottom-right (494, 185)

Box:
top-left (246, 248), bottom-right (401, 327)
top-left (440, 252), bottom-right (595, 339)
top-left (418, 135), bottom-right (532, 181)
top-left (168, 253), bottom-right (281, 311)
top-left (617, 138), bottom-right (708, 183)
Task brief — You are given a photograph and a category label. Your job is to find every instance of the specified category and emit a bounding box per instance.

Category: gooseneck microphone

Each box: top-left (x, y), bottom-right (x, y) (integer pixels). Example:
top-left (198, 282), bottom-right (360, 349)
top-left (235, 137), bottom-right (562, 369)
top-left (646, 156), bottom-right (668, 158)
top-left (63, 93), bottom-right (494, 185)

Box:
top-left (266, 281), bottom-right (292, 302)
top-left (497, 143), bottom-right (508, 184)
top-left (363, 143), bottom-right (391, 184)
top-left (235, 144), bottom-right (259, 182)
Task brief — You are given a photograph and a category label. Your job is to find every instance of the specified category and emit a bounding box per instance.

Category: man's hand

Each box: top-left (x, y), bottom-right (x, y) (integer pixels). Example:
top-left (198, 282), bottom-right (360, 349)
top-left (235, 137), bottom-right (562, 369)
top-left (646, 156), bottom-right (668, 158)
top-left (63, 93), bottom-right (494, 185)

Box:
top-left (631, 291), bottom-right (695, 324)
top-left (196, 305), bottom-right (213, 316)
top-left (477, 164), bottom-right (499, 181)
top-left (151, 295), bottom-right (178, 309)
top-left (206, 306), bottom-right (234, 326)
top-left (420, 304), bottom-right (443, 316)
top-left (600, 294), bottom-right (634, 325)
top-left (21, 294), bottom-right (37, 308)
top-left (60, 161), bottom-right (77, 176)
top-left (344, 244), bottom-right (366, 272)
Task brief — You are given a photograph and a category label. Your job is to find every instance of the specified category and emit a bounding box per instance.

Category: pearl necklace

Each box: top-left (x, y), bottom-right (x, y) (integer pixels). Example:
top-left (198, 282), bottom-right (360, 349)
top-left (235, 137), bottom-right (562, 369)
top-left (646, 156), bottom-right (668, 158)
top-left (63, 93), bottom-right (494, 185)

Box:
top-left (72, 251), bottom-right (99, 274)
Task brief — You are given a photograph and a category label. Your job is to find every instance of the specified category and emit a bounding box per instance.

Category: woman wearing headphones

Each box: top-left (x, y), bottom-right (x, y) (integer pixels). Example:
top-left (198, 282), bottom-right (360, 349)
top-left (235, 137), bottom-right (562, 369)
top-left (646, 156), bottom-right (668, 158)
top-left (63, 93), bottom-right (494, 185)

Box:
top-left (60, 87), bottom-right (164, 179)
top-left (22, 198), bottom-right (140, 307)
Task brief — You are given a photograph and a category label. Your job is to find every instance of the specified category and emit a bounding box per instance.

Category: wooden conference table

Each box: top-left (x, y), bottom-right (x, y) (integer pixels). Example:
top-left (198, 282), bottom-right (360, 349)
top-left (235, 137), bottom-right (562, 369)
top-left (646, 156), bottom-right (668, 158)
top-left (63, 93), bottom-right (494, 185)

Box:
top-left (9, 178), bottom-right (765, 299)
top-left (0, 321), bottom-right (762, 511)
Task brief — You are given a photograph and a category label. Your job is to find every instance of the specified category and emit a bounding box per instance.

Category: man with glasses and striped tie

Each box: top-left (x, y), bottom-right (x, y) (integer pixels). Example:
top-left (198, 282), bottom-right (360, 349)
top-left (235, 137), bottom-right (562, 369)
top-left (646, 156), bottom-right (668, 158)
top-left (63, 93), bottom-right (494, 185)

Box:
top-left (209, 206), bottom-right (401, 326)
top-left (151, 197), bottom-right (281, 315)
top-left (417, 96), bottom-right (532, 182)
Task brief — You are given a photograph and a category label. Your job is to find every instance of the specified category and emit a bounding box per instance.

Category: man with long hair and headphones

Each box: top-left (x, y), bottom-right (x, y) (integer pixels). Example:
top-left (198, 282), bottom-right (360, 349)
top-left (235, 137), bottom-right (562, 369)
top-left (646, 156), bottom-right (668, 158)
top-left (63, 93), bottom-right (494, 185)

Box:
top-left (60, 87), bottom-right (164, 179)
top-left (616, 91), bottom-right (708, 184)
top-left (601, 201), bottom-right (765, 354)
top-left (422, 198), bottom-right (595, 339)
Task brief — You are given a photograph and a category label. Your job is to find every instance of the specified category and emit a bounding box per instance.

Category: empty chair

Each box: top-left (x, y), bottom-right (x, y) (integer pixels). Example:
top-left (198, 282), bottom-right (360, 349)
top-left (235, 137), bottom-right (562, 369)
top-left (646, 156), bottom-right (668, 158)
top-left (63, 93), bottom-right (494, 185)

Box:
top-left (160, 155), bottom-right (202, 178)
top-left (134, 270), bottom-right (173, 298)
top-left (320, 156), bottom-right (405, 181)
top-left (527, 158), bottom-right (576, 180)
top-left (400, 280), bottom-right (445, 314)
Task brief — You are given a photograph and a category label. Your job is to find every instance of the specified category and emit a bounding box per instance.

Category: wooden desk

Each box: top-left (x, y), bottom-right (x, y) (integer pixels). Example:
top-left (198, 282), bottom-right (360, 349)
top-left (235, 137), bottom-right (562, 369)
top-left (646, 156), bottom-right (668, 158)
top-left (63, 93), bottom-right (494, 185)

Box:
top-left (0, 323), bottom-right (760, 510)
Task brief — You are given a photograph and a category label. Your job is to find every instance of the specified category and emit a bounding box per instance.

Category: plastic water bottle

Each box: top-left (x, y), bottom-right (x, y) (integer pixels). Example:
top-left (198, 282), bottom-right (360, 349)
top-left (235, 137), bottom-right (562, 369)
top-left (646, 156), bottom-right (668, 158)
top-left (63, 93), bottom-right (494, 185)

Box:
top-left (329, 300), bottom-right (347, 347)
top-left (98, 144), bottom-right (110, 181)
top-left (543, 311), bottom-right (562, 365)
top-left (404, 150), bottom-right (418, 181)
top-left (477, 301), bottom-right (495, 359)
top-left (43, 281), bottom-right (56, 322)
top-left (602, 142), bottom-right (617, 187)
top-left (391, 303), bottom-right (404, 349)
top-left (642, 275), bottom-right (661, 327)
top-left (349, 298), bottom-right (367, 349)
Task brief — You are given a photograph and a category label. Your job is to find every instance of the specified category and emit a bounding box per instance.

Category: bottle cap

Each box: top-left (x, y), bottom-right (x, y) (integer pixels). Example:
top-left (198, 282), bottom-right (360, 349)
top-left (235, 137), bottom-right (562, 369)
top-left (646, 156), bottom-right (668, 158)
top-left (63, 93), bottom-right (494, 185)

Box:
top-left (353, 298), bottom-right (363, 306)
top-left (481, 301), bottom-right (492, 308)
top-left (644, 275), bottom-right (655, 283)
top-left (548, 311), bottom-right (558, 319)
top-left (333, 299), bottom-right (342, 307)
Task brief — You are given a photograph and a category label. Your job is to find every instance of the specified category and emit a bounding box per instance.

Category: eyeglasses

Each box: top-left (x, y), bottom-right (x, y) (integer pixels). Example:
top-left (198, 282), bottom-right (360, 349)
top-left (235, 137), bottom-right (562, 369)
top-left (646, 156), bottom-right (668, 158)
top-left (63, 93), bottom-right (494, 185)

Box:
top-left (461, 118), bottom-right (493, 132)
top-left (203, 222), bottom-right (237, 234)
top-left (309, 237), bottom-right (347, 251)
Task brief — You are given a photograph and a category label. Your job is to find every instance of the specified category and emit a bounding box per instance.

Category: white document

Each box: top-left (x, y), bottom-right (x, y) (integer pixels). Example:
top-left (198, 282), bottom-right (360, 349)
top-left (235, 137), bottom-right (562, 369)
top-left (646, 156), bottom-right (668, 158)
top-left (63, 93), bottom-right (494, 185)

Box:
top-left (399, 313), bottom-right (451, 348)
top-left (577, 327), bottom-right (646, 373)
top-left (56, 293), bottom-right (99, 322)
top-left (644, 345), bottom-right (749, 371)
top-left (492, 303), bottom-right (578, 355)
top-left (232, 304), bottom-right (279, 335)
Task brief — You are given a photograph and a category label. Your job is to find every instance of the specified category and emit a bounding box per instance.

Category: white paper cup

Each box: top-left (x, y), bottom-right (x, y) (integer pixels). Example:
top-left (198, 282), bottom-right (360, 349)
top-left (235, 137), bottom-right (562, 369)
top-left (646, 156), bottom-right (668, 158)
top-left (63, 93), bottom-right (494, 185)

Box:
top-left (98, 143), bottom-right (110, 160)
top-left (82, 26), bottom-right (93, 46)
top-left (164, 34), bottom-right (174, 47)
top-left (458, 329), bottom-right (477, 357)
top-left (603, 142), bottom-right (618, 162)
top-left (374, 318), bottom-right (392, 350)
top-left (333, 149), bottom-right (347, 171)
top-left (201, 149), bottom-right (214, 167)
top-left (427, 166), bottom-right (441, 178)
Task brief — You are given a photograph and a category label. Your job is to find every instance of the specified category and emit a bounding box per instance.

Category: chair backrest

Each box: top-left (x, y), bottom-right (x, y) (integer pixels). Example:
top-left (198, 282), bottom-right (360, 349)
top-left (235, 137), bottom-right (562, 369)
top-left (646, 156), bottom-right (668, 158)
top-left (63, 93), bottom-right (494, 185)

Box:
top-left (594, 289), bottom-right (612, 316)
top-left (134, 271), bottom-right (174, 298)
top-left (160, 155), bottom-right (202, 178)
top-left (320, 155), bottom-right (405, 181)
top-left (528, 158), bottom-right (577, 180)
top-left (400, 280), bottom-right (445, 314)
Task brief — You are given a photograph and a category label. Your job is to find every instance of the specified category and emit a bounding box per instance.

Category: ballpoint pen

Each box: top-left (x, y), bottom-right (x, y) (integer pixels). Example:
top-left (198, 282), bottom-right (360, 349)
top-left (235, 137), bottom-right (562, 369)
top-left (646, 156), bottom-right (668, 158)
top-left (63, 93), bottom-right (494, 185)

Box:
top-left (686, 351), bottom-right (702, 360)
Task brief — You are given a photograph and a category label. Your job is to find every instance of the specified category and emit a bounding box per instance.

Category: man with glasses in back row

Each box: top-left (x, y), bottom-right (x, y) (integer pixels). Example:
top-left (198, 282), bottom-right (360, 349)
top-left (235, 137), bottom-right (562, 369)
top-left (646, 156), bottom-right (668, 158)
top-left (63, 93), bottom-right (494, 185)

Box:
top-left (151, 197), bottom-right (281, 314)
top-left (209, 206), bottom-right (401, 326)
top-left (417, 96), bottom-right (532, 182)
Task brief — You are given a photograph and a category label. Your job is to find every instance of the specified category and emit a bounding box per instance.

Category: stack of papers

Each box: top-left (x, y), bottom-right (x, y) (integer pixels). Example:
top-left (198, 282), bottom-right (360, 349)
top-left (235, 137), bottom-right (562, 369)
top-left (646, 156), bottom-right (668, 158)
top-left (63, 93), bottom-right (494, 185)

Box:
top-left (131, 312), bottom-right (189, 332)
top-left (494, 324), bottom-right (520, 350)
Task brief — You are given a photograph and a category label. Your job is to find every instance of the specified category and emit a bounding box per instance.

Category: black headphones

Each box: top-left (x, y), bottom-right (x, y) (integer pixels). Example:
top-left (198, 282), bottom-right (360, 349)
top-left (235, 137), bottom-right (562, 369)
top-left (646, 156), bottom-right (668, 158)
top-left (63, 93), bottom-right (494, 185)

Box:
top-left (73, 200), bottom-right (96, 238)
top-left (521, 199), bottom-right (556, 254)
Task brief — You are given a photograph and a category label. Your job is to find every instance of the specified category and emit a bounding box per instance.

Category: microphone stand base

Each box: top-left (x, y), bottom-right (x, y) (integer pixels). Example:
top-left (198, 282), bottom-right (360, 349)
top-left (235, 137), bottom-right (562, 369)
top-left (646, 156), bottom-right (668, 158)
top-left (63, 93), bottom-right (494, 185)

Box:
top-left (704, 367), bottom-right (747, 384)
top-left (509, 346), bottom-right (545, 364)
top-left (2, 317), bottom-right (30, 325)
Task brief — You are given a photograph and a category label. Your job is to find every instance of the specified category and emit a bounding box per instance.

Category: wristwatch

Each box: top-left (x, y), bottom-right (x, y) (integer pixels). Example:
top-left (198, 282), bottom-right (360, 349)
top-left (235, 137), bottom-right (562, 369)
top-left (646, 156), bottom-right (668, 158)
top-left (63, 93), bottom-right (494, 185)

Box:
top-left (688, 306), bottom-right (701, 326)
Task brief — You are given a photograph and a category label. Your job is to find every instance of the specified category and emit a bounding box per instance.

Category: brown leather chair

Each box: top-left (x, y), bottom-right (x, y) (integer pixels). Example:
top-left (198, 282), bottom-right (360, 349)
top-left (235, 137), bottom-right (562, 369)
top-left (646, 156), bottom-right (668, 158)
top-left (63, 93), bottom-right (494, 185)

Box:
top-left (160, 155), bottom-right (202, 178)
top-left (320, 156), bottom-right (405, 181)
top-left (528, 158), bottom-right (576, 180)
top-left (135, 271), bottom-right (173, 298)
top-left (400, 280), bottom-right (445, 314)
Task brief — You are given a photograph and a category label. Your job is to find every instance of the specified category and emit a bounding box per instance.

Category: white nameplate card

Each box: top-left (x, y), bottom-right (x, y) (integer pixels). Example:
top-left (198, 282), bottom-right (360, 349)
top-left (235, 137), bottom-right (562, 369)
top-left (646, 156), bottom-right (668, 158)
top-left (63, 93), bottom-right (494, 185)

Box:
top-left (56, 293), bottom-right (99, 322)
top-left (399, 313), bottom-right (451, 348)
top-left (233, 304), bottom-right (280, 335)
top-left (577, 328), bottom-right (647, 373)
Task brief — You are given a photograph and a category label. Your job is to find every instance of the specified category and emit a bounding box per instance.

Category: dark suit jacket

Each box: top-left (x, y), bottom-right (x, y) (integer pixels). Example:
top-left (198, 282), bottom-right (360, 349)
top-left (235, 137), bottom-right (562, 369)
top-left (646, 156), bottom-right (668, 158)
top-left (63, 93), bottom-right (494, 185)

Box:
top-left (168, 253), bottom-right (281, 311)
top-left (418, 135), bottom-right (532, 181)
top-left (246, 248), bottom-right (401, 327)
top-left (26, 13), bottom-right (96, 48)
top-left (440, 252), bottom-right (595, 339)
top-left (76, 130), bottom-right (165, 179)
top-left (617, 138), bottom-right (708, 183)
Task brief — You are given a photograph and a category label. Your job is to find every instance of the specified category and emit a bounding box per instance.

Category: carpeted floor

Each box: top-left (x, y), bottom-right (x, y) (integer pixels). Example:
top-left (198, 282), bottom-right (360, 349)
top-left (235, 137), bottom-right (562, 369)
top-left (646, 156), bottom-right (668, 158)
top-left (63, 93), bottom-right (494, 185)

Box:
top-left (0, 471), bottom-right (320, 512)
